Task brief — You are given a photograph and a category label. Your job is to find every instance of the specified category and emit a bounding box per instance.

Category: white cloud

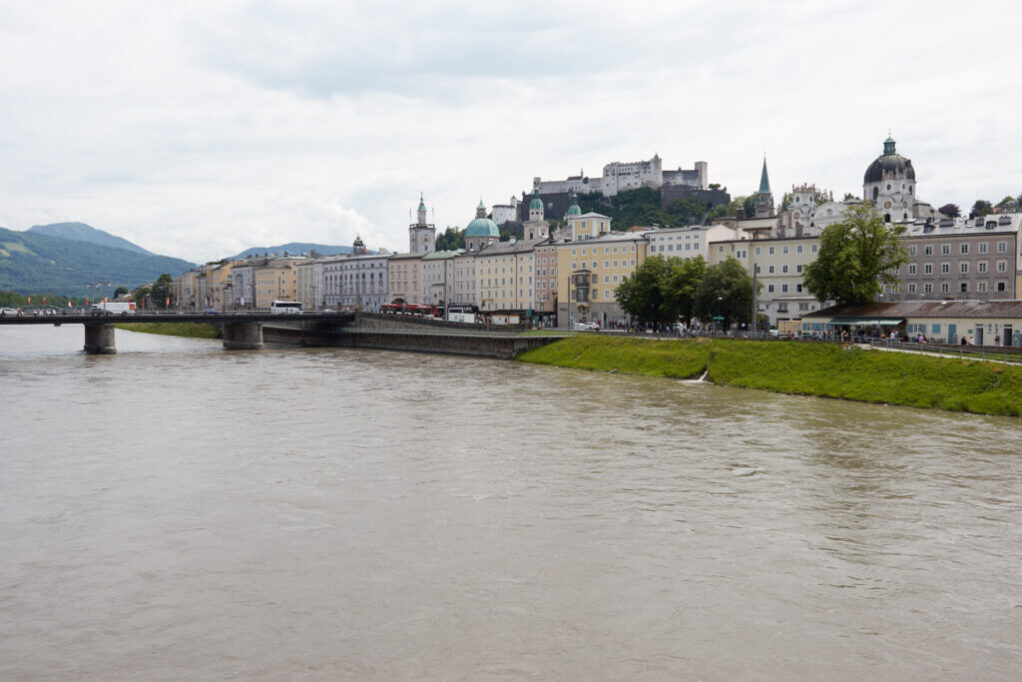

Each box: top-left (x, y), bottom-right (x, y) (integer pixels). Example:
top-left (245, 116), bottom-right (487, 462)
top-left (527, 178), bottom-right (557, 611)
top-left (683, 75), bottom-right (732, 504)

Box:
top-left (1, 0), bottom-right (1020, 262)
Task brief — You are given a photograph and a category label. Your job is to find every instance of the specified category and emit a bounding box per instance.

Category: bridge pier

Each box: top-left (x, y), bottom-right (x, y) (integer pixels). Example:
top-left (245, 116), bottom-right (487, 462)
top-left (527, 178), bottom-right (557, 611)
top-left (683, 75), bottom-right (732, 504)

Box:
top-left (84, 323), bottom-right (116, 355)
top-left (222, 321), bottom-right (264, 350)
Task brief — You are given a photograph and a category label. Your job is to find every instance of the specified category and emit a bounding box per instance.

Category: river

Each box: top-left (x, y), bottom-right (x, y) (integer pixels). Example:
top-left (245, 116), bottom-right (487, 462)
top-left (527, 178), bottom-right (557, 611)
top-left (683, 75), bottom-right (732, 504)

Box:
top-left (1, 324), bottom-right (1020, 680)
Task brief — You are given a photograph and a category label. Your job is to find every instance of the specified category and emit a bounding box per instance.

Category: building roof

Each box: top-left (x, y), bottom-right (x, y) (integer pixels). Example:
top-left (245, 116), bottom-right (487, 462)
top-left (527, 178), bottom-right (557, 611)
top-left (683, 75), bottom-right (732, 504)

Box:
top-left (758, 158), bottom-right (771, 195)
top-left (806, 300), bottom-right (1022, 321)
top-left (421, 250), bottom-right (463, 260)
top-left (903, 213), bottom-right (1021, 237)
top-left (466, 216), bottom-right (500, 237)
top-left (476, 239), bottom-right (542, 256)
top-left (864, 137), bottom-right (915, 184)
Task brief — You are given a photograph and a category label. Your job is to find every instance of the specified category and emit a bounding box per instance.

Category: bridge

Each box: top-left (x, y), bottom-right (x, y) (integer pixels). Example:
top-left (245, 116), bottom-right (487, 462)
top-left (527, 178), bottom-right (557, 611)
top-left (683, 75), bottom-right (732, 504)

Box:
top-left (0, 311), bottom-right (356, 353)
top-left (0, 311), bottom-right (567, 358)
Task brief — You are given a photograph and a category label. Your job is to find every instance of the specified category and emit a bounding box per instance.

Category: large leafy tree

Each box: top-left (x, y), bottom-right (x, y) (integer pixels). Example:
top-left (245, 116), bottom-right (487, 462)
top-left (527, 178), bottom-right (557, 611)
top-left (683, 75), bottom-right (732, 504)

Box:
top-left (694, 258), bottom-right (754, 329)
top-left (803, 204), bottom-right (908, 305)
top-left (615, 255), bottom-right (672, 324)
top-left (615, 255), bottom-right (707, 325)
top-left (664, 255), bottom-right (706, 322)
top-left (938, 203), bottom-right (961, 218)
top-left (970, 200), bottom-right (993, 219)
top-left (150, 273), bottom-right (174, 309)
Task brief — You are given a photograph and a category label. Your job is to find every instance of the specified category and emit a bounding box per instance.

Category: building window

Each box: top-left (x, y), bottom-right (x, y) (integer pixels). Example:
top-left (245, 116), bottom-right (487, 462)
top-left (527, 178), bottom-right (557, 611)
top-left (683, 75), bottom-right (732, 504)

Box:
top-left (909, 245), bottom-right (917, 255)
top-left (979, 243), bottom-right (988, 254)
top-left (977, 281), bottom-right (987, 293)
top-left (924, 263), bottom-right (933, 274)
top-left (924, 245), bottom-right (933, 255)
top-left (998, 242), bottom-right (1007, 253)
top-left (908, 264), bottom-right (917, 275)
top-left (941, 244), bottom-right (950, 255)
top-left (941, 263), bottom-right (950, 274)
top-left (998, 281), bottom-right (1007, 292)
top-left (940, 282), bottom-right (949, 293)
top-left (924, 283), bottom-right (932, 293)
top-left (979, 262), bottom-right (988, 273)
top-left (997, 260), bottom-right (1007, 273)
top-left (960, 243), bottom-right (969, 255)
top-left (960, 262), bottom-right (969, 274)
top-left (908, 283), bottom-right (916, 293)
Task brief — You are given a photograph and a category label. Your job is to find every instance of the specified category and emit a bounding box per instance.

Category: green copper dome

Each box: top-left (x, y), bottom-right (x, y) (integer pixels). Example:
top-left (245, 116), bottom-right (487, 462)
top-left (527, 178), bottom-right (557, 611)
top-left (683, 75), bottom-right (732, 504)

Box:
top-left (465, 216), bottom-right (500, 237)
top-left (566, 195), bottom-right (581, 216)
top-left (529, 188), bottom-right (544, 211)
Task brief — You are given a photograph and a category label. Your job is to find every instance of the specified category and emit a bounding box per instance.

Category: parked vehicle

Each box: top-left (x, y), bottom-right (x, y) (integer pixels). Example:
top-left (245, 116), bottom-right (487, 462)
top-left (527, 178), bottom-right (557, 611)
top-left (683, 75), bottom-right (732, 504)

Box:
top-left (573, 322), bottom-right (599, 332)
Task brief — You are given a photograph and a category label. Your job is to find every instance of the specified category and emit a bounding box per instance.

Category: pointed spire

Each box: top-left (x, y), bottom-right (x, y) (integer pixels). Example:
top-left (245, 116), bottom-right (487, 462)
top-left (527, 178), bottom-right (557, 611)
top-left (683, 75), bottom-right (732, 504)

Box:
top-left (758, 157), bottom-right (771, 195)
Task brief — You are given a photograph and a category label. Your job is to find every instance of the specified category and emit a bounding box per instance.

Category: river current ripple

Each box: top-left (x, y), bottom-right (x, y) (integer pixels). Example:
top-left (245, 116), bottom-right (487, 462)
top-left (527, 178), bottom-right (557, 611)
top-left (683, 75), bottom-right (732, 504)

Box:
top-left (1, 325), bottom-right (1021, 680)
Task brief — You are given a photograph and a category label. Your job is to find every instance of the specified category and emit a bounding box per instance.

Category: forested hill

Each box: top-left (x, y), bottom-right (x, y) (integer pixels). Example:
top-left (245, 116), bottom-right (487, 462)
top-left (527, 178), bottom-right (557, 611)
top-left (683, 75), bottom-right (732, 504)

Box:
top-left (0, 227), bottom-right (194, 296)
top-left (27, 222), bottom-right (154, 255)
top-left (231, 243), bottom-right (355, 259)
top-left (573, 187), bottom-right (720, 229)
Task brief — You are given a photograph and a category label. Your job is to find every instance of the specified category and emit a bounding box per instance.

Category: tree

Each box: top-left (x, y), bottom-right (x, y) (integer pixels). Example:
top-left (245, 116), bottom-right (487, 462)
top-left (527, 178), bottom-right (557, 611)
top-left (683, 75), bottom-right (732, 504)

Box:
top-left (615, 255), bottom-right (672, 325)
top-left (969, 200), bottom-right (993, 219)
top-left (803, 204), bottom-right (908, 305)
top-left (150, 273), bottom-right (174, 309)
top-left (435, 227), bottom-right (465, 251)
top-left (113, 286), bottom-right (129, 297)
top-left (938, 203), bottom-right (961, 218)
top-left (694, 258), bottom-right (754, 329)
top-left (742, 195), bottom-right (756, 218)
top-left (663, 256), bottom-right (706, 322)
top-left (996, 195), bottom-right (1015, 209)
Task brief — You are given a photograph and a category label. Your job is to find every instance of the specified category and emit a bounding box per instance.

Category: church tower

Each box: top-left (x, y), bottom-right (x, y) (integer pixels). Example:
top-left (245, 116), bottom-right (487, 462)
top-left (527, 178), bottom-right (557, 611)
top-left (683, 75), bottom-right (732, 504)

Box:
top-left (754, 158), bottom-right (775, 219)
top-left (523, 184), bottom-right (549, 240)
top-left (409, 193), bottom-right (436, 254)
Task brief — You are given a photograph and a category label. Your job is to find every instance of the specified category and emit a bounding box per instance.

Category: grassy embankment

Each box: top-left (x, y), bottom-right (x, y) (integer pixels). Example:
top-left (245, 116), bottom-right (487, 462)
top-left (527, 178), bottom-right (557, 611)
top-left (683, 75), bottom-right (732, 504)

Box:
top-left (517, 335), bottom-right (1022, 417)
top-left (115, 322), bottom-right (221, 339)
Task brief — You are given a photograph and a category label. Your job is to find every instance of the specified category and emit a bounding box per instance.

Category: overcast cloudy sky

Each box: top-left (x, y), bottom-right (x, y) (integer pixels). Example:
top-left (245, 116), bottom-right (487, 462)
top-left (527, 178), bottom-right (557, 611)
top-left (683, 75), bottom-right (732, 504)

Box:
top-left (1, 0), bottom-right (1020, 262)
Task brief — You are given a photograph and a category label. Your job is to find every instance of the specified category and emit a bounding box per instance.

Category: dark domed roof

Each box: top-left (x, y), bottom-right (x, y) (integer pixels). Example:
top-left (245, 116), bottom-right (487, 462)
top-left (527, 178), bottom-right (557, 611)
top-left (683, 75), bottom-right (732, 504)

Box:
top-left (864, 137), bottom-right (915, 184)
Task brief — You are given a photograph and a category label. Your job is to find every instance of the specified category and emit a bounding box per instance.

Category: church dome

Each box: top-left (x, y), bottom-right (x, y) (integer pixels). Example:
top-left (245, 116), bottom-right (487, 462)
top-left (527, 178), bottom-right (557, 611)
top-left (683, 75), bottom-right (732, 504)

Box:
top-left (465, 217), bottom-right (500, 237)
top-left (864, 137), bottom-right (915, 184)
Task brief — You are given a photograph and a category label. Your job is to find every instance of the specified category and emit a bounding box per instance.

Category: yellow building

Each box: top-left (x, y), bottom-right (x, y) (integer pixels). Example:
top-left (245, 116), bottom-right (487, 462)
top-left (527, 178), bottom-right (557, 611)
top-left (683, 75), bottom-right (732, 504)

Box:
top-left (205, 261), bottom-right (234, 311)
top-left (556, 230), bottom-right (648, 329)
top-left (475, 240), bottom-right (539, 312)
top-left (254, 257), bottom-right (303, 309)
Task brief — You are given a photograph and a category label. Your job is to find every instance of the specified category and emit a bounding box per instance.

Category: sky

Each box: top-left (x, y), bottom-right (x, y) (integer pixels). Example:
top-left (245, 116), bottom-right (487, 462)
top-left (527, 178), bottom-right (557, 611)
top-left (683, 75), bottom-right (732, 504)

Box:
top-left (1, 0), bottom-right (1020, 263)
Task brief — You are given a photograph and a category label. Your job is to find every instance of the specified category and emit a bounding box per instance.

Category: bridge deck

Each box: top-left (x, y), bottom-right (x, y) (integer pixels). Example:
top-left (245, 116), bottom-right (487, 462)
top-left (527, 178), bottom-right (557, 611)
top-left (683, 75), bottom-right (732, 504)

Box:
top-left (0, 312), bottom-right (357, 325)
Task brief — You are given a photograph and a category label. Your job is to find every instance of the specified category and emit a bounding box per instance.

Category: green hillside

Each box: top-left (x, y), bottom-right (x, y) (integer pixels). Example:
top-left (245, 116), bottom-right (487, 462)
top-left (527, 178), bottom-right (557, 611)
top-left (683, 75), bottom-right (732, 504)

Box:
top-left (27, 222), bottom-right (153, 255)
top-left (574, 187), bottom-right (714, 229)
top-left (0, 227), bottom-right (194, 296)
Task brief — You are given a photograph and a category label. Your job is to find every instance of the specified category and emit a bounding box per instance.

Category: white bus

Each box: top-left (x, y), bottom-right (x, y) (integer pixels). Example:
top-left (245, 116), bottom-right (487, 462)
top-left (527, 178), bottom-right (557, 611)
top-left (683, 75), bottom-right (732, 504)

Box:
top-left (270, 300), bottom-right (302, 315)
top-left (91, 301), bottom-right (136, 315)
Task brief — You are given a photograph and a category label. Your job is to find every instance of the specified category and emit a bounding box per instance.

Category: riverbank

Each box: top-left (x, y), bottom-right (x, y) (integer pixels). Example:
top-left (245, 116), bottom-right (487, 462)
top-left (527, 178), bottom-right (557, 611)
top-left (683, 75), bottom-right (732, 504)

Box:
top-left (115, 322), bottom-right (221, 339)
top-left (516, 335), bottom-right (1022, 417)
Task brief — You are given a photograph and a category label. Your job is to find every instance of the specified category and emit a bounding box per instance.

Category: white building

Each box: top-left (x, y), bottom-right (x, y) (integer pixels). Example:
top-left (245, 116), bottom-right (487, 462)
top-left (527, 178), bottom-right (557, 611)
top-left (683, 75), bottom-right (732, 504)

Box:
top-left (324, 253), bottom-right (390, 311)
top-left (645, 224), bottom-right (740, 260)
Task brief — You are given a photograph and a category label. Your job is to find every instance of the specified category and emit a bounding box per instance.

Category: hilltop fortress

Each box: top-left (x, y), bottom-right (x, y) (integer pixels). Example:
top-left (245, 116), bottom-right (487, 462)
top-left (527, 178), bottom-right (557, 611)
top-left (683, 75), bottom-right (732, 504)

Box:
top-left (534, 154), bottom-right (708, 198)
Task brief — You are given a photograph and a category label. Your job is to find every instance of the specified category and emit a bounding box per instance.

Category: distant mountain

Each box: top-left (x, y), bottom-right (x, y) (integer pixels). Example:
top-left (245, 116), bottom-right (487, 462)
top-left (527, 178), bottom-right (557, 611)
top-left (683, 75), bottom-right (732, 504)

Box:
top-left (28, 222), bottom-right (153, 255)
top-left (0, 226), bottom-right (194, 296)
top-left (231, 242), bottom-right (356, 260)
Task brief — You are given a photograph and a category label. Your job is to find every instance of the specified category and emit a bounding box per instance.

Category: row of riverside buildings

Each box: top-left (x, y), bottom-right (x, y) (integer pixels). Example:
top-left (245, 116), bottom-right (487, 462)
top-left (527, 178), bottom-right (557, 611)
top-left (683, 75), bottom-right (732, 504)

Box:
top-left (172, 138), bottom-right (1022, 341)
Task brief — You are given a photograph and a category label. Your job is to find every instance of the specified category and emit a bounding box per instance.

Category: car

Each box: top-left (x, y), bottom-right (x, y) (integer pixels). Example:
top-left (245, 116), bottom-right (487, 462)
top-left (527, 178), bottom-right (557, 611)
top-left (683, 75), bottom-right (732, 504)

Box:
top-left (1, 307), bottom-right (19, 316)
top-left (573, 322), bottom-right (600, 332)
top-left (203, 308), bottom-right (218, 315)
